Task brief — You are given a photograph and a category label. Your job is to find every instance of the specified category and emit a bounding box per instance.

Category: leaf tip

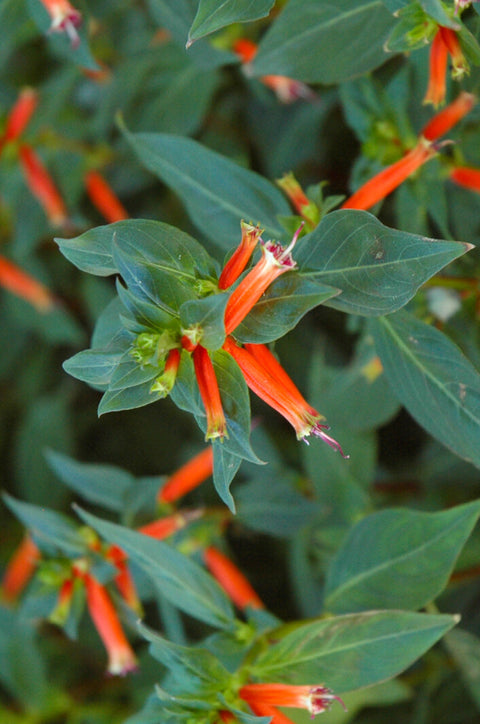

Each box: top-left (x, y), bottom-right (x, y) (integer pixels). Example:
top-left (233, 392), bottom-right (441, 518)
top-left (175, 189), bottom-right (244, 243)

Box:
top-left (186, 36), bottom-right (194, 49)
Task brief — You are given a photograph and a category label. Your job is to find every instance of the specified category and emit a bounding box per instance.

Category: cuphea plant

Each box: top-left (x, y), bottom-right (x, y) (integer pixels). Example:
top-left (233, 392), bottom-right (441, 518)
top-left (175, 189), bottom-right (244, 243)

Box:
top-left (2, 2), bottom-right (480, 724)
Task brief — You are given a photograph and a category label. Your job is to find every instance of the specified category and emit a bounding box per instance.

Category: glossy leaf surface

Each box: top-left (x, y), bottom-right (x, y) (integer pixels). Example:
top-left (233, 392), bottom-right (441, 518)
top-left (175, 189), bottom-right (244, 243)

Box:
top-left (188, 0), bottom-right (275, 44)
top-left (251, 0), bottom-right (395, 83)
top-left (296, 210), bottom-right (471, 316)
top-left (252, 611), bottom-right (457, 692)
top-left (325, 501), bottom-right (480, 613)
top-left (124, 129), bottom-right (291, 249)
top-left (371, 311), bottom-right (480, 468)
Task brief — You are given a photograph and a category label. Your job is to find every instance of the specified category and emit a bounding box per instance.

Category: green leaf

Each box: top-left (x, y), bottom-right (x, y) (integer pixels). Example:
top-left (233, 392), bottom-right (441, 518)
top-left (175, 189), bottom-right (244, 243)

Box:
top-left (0, 607), bottom-right (47, 710)
top-left (370, 311), bottom-right (480, 469)
top-left (252, 610), bottom-right (457, 692)
top-left (108, 351), bottom-right (160, 392)
top-left (98, 378), bottom-right (165, 415)
top-left (112, 221), bottom-right (214, 314)
top-left (251, 0), bottom-right (395, 84)
top-left (91, 297), bottom-right (126, 349)
top-left (234, 274), bottom-right (339, 344)
top-left (180, 293), bottom-right (229, 351)
top-left (212, 442), bottom-right (242, 512)
top-left (123, 128), bottom-right (291, 249)
top-left (117, 281), bottom-right (177, 332)
top-left (296, 210), bottom-right (471, 316)
top-left (323, 333), bottom-right (400, 432)
top-left (55, 223), bottom-right (118, 277)
top-left (13, 391), bottom-right (76, 507)
top-left (75, 507), bottom-right (235, 628)
top-left (419, 0), bottom-right (460, 30)
top-left (3, 494), bottom-right (85, 556)
top-left (138, 622), bottom-right (230, 697)
top-left (63, 347), bottom-right (124, 388)
top-left (170, 350), bottom-right (205, 417)
top-left (237, 470), bottom-right (321, 537)
top-left (45, 450), bottom-right (134, 513)
top-left (188, 0), bottom-right (275, 44)
top-left (146, 0), bottom-right (235, 69)
top-left (325, 501), bottom-right (480, 614)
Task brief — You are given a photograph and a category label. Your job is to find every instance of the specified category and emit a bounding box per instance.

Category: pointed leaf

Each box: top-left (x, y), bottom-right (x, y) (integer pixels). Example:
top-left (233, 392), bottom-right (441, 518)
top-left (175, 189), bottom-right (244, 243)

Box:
top-left (63, 348), bottom-right (123, 388)
top-left (371, 311), bottom-right (480, 468)
top-left (212, 442), bottom-right (242, 512)
top-left (117, 281), bottom-right (177, 331)
top-left (252, 611), bottom-right (457, 692)
top-left (112, 221), bottom-right (214, 314)
top-left (46, 450), bottom-right (134, 513)
top-left (55, 223), bottom-right (120, 276)
top-left (75, 507), bottom-right (235, 628)
top-left (234, 274), bottom-right (339, 343)
top-left (325, 501), bottom-right (480, 613)
top-left (296, 210), bottom-right (471, 316)
top-left (419, 0), bottom-right (460, 29)
top-left (123, 128), bottom-right (291, 249)
top-left (109, 351), bottom-right (160, 391)
top-left (98, 378), bottom-right (165, 415)
top-left (251, 0), bottom-right (395, 84)
top-left (180, 293), bottom-right (229, 351)
top-left (188, 0), bottom-right (275, 44)
top-left (3, 494), bottom-right (85, 555)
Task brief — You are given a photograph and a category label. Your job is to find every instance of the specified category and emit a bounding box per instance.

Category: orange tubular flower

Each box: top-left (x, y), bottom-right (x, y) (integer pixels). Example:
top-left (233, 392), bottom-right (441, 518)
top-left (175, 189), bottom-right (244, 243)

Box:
top-left (424, 29), bottom-right (449, 107)
top-left (1, 535), bottom-right (40, 603)
top-left (341, 141), bottom-right (436, 211)
top-left (234, 38), bottom-right (258, 64)
top-left (233, 38), bottom-right (314, 104)
top-left (261, 75), bottom-right (315, 104)
top-left (85, 170), bottom-right (129, 223)
top-left (218, 221), bottom-right (263, 290)
top-left (239, 683), bottom-right (346, 718)
top-left (244, 343), bottom-right (311, 403)
top-left (449, 165), bottom-right (480, 192)
top-left (49, 577), bottom-right (75, 625)
top-left (83, 572), bottom-right (138, 676)
top-left (19, 145), bottom-right (68, 226)
top-left (0, 255), bottom-right (55, 311)
top-left (193, 345), bottom-right (228, 441)
top-left (223, 337), bottom-right (346, 454)
top-left (150, 347), bottom-right (181, 395)
top-left (105, 545), bottom-right (142, 615)
top-left (218, 713), bottom-right (237, 724)
top-left (157, 446), bottom-right (214, 504)
top-left (245, 701), bottom-right (296, 724)
top-left (224, 228), bottom-right (301, 335)
top-left (204, 546), bottom-right (265, 610)
top-left (0, 88), bottom-right (38, 154)
top-left (421, 92), bottom-right (476, 141)
top-left (438, 27), bottom-right (468, 79)
top-left (138, 510), bottom-right (202, 537)
top-left (277, 173), bottom-right (319, 229)
top-left (39, 0), bottom-right (82, 48)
